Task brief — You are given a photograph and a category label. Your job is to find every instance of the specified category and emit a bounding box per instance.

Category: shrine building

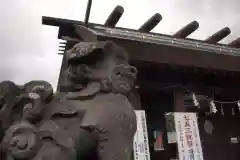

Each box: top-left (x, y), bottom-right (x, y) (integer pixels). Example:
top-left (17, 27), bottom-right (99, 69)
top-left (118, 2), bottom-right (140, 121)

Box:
top-left (42, 2), bottom-right (240, 160)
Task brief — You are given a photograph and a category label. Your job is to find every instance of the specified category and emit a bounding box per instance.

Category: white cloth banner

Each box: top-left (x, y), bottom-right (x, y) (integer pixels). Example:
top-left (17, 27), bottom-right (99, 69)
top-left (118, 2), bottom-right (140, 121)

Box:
top-left (133, 110), bottom-right (150, 160)
top-left (174, 112), bottom-right (204, 160)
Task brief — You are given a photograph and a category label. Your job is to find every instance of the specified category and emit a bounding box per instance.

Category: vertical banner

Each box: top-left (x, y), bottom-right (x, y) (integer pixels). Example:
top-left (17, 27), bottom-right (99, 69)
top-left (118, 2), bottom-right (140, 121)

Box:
top-left (133, 110), bottom-right (150, 160)
top-left (174, 113), bottom-right (204, 160)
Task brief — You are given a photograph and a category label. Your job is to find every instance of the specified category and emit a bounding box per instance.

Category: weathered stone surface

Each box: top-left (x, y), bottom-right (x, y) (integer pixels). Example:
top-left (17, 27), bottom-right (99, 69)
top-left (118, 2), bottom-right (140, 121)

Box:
top-left (0, 41), bottom-right (137, 160)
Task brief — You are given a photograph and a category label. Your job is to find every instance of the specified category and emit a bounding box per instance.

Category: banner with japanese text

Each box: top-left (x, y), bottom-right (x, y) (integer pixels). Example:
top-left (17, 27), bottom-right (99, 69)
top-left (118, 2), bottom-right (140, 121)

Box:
top-left (133, 110), bottom-right (150, 160)
top-left (174, 112), bottom-right (204, 160)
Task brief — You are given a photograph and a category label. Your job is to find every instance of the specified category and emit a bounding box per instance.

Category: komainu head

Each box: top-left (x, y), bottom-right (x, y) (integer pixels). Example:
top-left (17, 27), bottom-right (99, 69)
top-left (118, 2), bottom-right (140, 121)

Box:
top-left (63, 41), bottom-right (138, 95)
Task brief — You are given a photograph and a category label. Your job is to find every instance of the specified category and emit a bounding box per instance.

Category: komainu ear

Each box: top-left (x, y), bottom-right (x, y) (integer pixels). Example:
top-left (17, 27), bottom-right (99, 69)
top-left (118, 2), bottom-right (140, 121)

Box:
top-left (102, 41), bottom-right (129, 62)
top-left (24, 81), bottom-right (53, 102)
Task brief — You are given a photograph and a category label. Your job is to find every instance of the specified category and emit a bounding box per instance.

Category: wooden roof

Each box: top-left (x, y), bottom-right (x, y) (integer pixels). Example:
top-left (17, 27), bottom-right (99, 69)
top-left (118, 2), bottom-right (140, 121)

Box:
top-left (42, 4), bottom-right (240, 72)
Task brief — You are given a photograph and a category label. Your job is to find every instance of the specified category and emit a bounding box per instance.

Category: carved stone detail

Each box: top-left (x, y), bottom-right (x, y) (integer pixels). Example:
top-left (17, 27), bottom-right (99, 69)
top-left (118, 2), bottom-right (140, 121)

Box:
top-left (0, 41), bottom-right (137, 160)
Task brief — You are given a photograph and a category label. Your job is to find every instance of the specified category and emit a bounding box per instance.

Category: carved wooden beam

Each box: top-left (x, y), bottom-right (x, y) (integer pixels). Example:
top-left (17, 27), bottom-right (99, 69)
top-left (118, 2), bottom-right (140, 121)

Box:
top-left (205, 27), bottom-right (231, 44)
top-left (138, 13), bottom-right (162, 32)
top-left (104, 5), bottom-right (124, 28)
top-left (173, 21), bottom-right (199, 38)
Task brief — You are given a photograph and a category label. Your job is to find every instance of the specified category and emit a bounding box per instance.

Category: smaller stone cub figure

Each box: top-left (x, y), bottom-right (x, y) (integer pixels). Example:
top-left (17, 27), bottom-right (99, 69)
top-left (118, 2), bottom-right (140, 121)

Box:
top-left (0, 80), bottom-right (53, 160)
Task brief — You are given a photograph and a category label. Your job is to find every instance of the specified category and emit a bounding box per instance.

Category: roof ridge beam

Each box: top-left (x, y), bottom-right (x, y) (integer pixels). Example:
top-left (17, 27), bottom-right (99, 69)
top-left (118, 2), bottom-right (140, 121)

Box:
top-left (173, 21), bottom-right (199, 38)
top-left (104, 5), bottom-right (124, 28)
top-left (204, 27), bottom-right (231, 44)
top-left (138, 13), bottom-right (162, 32)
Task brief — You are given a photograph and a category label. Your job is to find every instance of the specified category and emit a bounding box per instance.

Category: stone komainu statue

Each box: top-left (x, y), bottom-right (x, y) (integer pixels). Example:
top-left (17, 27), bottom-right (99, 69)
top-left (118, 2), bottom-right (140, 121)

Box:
top-left (0, 41), bottom-right (138, 160)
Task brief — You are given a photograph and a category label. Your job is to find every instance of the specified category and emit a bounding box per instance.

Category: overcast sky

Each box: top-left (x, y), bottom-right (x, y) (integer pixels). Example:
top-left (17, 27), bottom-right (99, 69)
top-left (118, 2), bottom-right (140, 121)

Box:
top-left (0, 0), bottom-right (239, 89)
